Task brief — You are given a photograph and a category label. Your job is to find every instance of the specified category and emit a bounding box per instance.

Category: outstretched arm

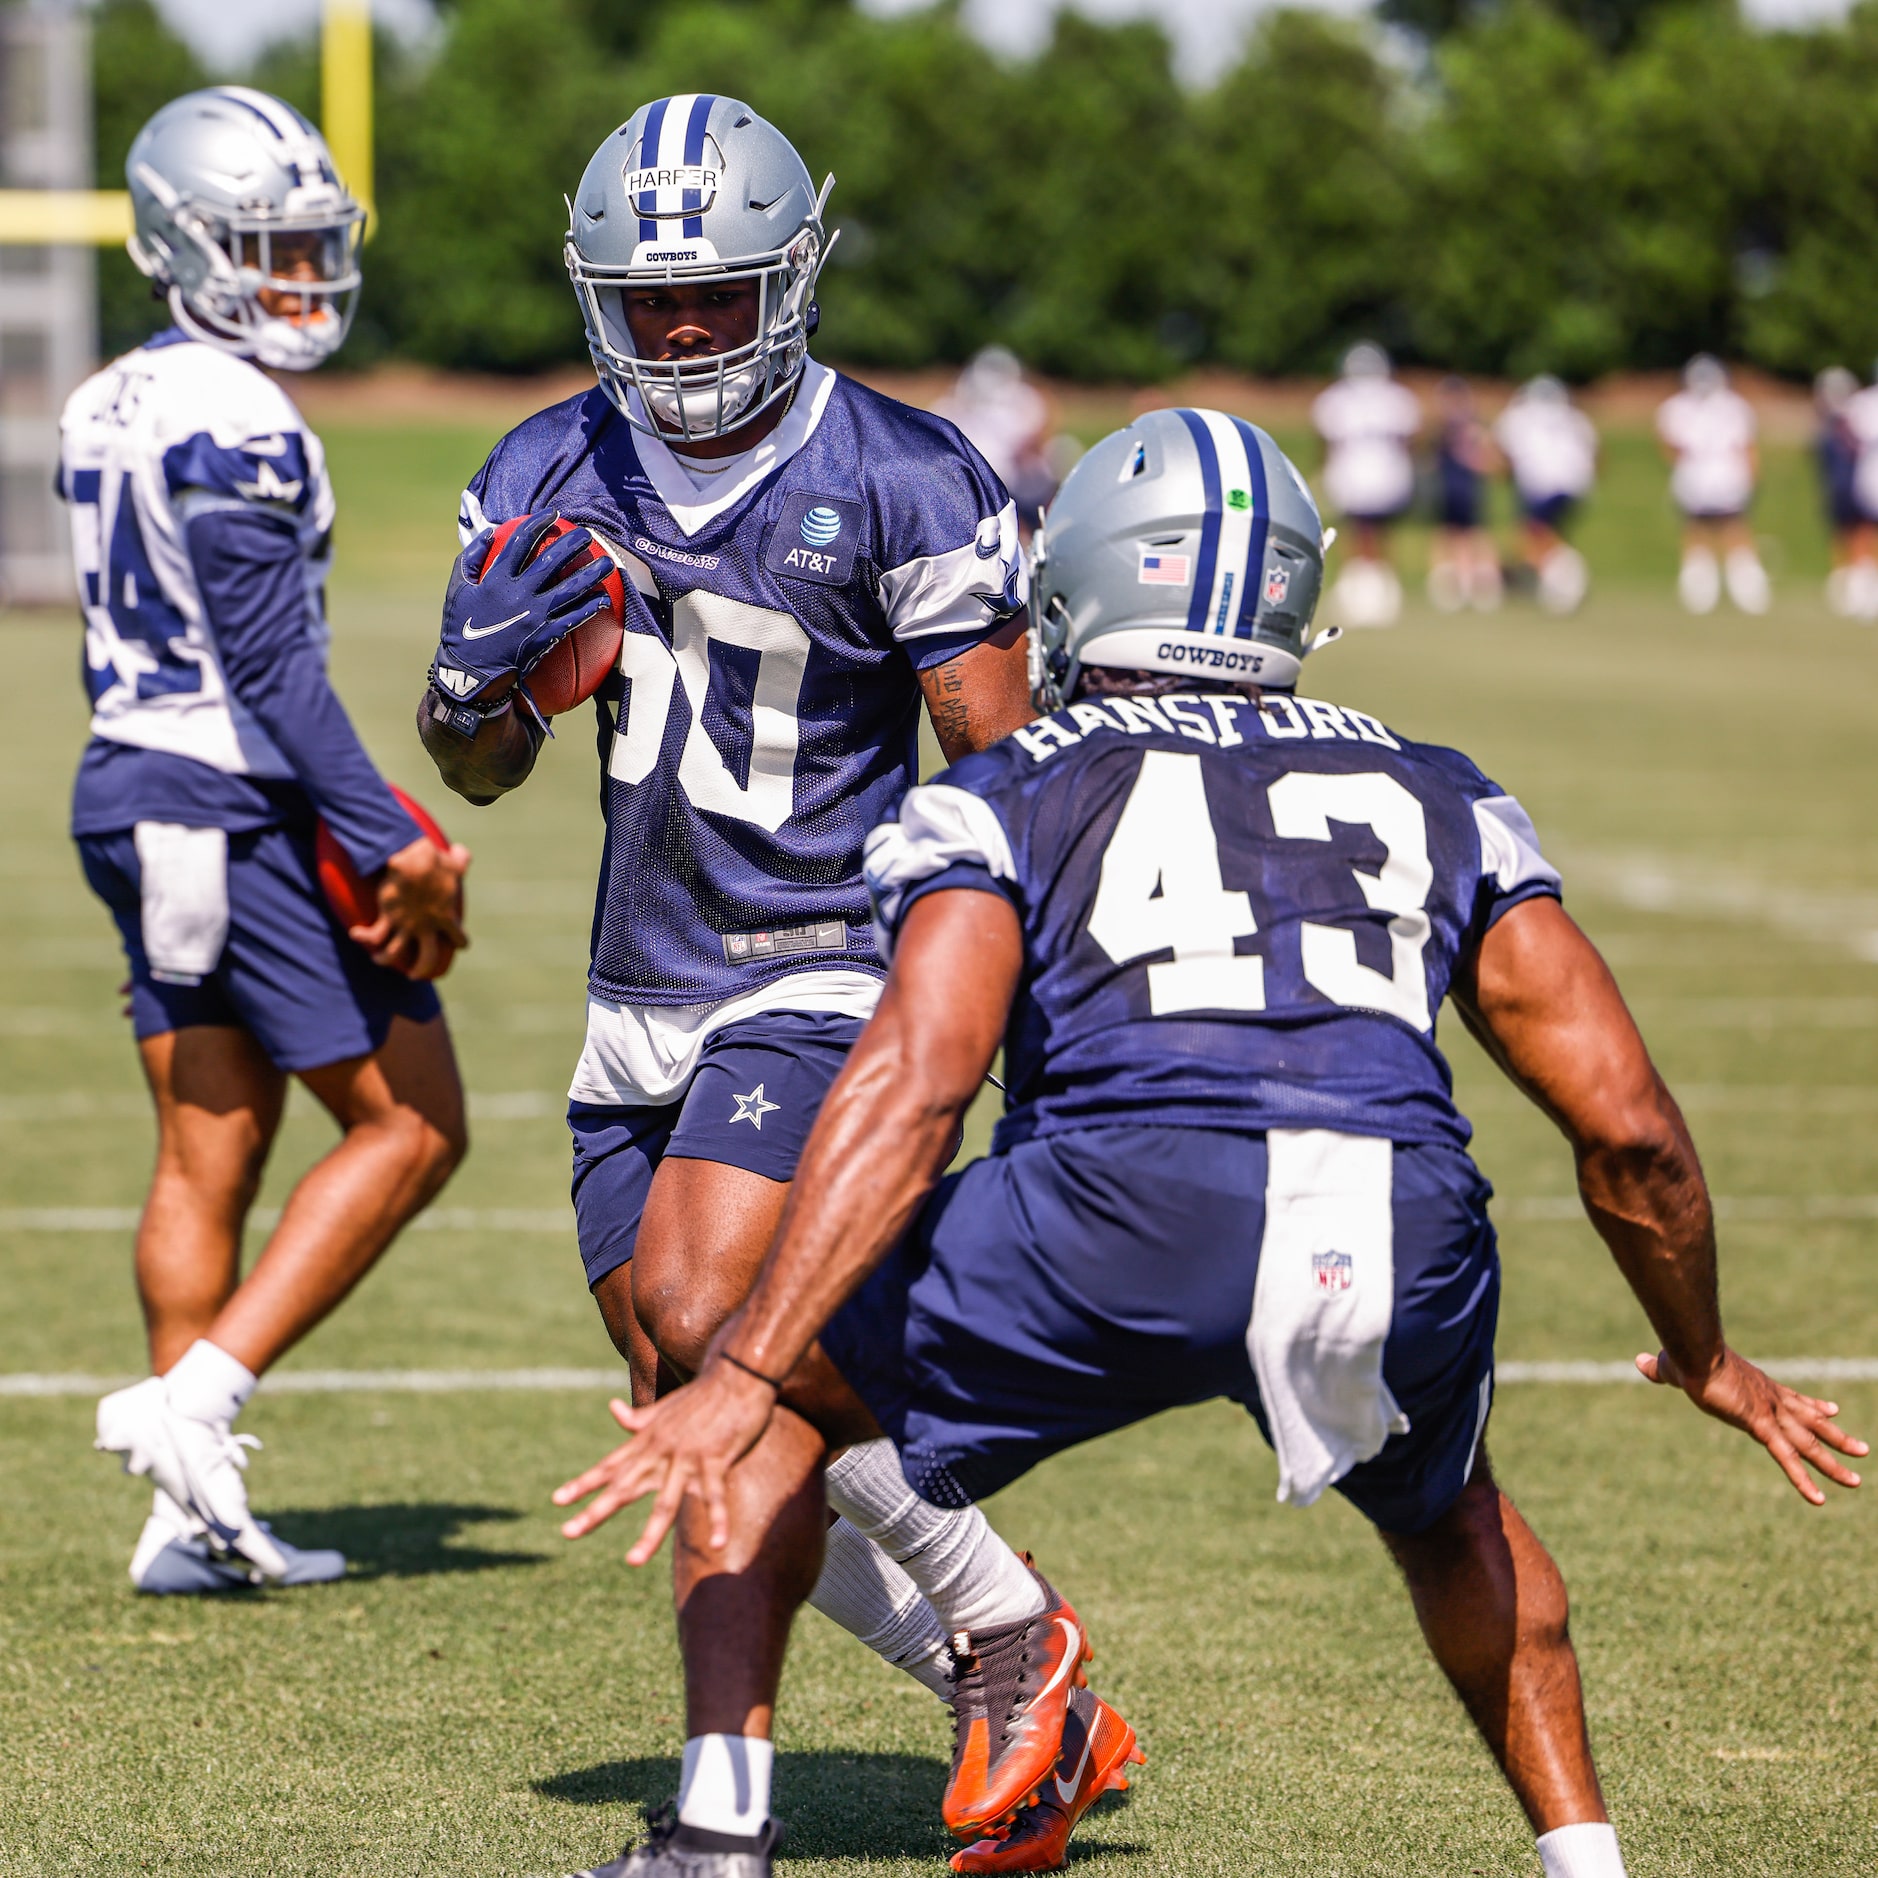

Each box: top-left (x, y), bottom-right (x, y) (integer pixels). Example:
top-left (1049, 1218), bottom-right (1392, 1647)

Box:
top-left (554, 885), bottom-right (1024, 1559)
top-left (1452, 894), bottom-right (1865, 1503)
top-left (917, 614), bottom-right (1034, 762)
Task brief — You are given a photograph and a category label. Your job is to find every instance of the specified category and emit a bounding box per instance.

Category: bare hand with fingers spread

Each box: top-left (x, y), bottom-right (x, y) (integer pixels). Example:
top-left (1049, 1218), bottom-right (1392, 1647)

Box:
top-left (1636, 1345), bottom-right (1866, 1505)
top-left (553, 1356), bottom-right (779, 1565)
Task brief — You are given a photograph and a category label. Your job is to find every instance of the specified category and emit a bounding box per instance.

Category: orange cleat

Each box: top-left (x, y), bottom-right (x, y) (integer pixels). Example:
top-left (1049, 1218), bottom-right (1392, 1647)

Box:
top-left (949, 1686), bottom-right (1145, 1873)
top-left (941, 1561), bottom-right (1093, 1840)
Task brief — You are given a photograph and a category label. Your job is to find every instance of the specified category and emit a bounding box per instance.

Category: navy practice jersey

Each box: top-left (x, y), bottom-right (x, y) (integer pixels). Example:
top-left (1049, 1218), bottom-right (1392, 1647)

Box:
top-left (460, 361), bottom-right (1024, 1006)
top-left (865, 690), bottom-right (1561, 1152)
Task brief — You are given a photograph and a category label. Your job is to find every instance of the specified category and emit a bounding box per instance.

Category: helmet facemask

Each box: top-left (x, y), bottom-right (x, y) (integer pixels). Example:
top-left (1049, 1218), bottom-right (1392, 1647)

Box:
top-left (567, 180), bottom-right (834, 445)
top-left (130, 161), bottom-right (363, 372)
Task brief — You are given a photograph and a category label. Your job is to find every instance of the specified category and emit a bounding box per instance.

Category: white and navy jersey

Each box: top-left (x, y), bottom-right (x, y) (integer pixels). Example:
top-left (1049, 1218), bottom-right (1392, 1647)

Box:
top-left (1311, 377), bottom-right (1421, 520)
top-left (866, 693), bottom-right (1560, 1153)
top-left (1494, 400), bottom-right (1597, 503)
top-left (1655, 387), bottom-right (1757, 517)
top-left (57, 331), bottom-right (416, 872)
top-left (461, 360), bottom-right (1025, 1007)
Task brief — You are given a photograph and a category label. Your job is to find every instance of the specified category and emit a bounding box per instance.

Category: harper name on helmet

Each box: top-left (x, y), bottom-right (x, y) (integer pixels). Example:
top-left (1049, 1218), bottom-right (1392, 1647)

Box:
top-left (1029, 409), bottom-right (1336, 708)
top-left (125, 87), bottom-right (364, 372)
top-left (564, 93), bottom-right (835, 442)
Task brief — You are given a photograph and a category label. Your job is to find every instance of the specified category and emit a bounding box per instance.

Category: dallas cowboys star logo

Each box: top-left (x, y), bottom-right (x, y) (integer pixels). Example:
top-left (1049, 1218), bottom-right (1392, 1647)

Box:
top-left (729, 1083), bottom-right (781, 1130)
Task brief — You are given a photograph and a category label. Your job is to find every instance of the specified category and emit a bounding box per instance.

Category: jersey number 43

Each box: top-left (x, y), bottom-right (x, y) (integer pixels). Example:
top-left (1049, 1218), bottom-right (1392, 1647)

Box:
top-left (1088, 750), bottom-right (1434, 1031)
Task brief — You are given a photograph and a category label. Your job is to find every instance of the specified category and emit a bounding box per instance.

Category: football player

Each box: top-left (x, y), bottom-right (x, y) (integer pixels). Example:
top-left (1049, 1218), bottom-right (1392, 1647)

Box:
top-left (558, 410), bottom-right (1866, 1878)
top-left (416, 96), bottom-right (1112, 1864)
top-left (1655, 355), bottom-right (1768, 615)
top-left (1311, 341), bottom-right (1420, 628)
top-left (1494, 376), bottom-right (1597, 615)
top-left (65, 89), bottom-right (470, 1593)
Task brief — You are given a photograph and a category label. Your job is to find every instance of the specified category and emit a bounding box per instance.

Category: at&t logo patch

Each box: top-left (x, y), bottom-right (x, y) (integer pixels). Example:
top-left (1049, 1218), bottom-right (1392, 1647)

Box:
top-left (767, 492), bottom-right (864, 586)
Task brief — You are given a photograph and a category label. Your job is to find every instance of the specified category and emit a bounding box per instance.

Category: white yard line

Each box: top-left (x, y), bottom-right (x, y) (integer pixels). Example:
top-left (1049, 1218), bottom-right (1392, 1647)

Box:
top-left (1558, 844), bottom-right (1878, 963)
top-left (9, 1195), bottom-right (1877, 1234)
top-left (3, 1359), bottom-right (1876, 1398)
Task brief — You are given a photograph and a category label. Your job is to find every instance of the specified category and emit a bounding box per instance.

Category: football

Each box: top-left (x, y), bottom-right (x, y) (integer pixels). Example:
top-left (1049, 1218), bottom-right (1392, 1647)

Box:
top-left (482, 512), bottom-right (627, 718)
top-left (316, 783), bottom-right (453, 957)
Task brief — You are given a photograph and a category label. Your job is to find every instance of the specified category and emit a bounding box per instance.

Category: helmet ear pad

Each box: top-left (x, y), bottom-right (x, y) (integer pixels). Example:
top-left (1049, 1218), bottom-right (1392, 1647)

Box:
top-left (805, 301), bottom-right (820, 340)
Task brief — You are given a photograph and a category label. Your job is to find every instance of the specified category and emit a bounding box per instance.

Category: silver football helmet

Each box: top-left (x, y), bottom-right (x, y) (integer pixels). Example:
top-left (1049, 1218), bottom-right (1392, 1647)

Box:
top-left (1030, 409), bottom-right (1333, 707)
top-left (565, 94), bottom-right (834, 441)
top-left (125, 87), bottom-right (363, 372)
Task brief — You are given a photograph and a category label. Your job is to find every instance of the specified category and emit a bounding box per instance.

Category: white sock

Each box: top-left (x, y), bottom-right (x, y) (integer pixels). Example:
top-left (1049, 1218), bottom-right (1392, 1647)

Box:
top-left (163, 1339), bottom-right (257, 1426)
top-left (807, 1516), bottom-right (952, 1698)
top-left (676, 1734), bottom-right (773, 1836)
top-left (1537, 1822), bottom-right (1627, 1877)
top-left (824, 1439), bottom-right (1045, 1634)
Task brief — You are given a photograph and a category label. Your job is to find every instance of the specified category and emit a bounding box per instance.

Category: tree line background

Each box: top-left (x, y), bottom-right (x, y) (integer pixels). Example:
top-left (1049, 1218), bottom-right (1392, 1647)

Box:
top-left (90, 0), bottom-right (1878, 385)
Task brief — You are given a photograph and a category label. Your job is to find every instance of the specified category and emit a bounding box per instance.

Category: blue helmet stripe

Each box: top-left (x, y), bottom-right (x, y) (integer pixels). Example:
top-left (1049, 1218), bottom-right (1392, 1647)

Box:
top-left (1230, 417), bottom-right (1271, 640)
top-left (681, 94), bottom-right (717, 237)
top-left (1175, 408), bottom-right (1222, 635)
top-left (636, 97), bottom-right (671, 244)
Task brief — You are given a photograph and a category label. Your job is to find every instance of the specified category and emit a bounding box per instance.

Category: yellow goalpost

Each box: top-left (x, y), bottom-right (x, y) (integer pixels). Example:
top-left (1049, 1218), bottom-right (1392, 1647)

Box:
top-left (0, 0), bottom-right (374, 246)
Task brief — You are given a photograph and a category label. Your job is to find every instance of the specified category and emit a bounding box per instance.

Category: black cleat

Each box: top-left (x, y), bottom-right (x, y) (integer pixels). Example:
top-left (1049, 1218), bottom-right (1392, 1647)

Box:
top-left (569, 1803), bottom-right (780, 1878)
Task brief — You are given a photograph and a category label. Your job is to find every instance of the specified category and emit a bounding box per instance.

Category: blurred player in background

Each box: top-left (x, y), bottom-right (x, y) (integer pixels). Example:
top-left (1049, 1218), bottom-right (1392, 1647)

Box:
top-left (560, 409), bottom-right (1866, 1878)
top-left (1426, 376), bottom-right (1501, 613)
top-left (1655, 355), bottom-right (1768, 615)
top-left (1312, 342), bottom-right (1420, 628)
top-left (1495, 376), bottom-right (1597, 615)
top-left (1812, 366), bottom-right (1863, 616)
top-left (65, 91), bottom-right (469, 1595)
top-left (1835, 365), bottom-right (1878, 622)
top-left (417, 97), bottom-right (1125, 1874)
top-left (936, 344), bottom-right (1059, 538)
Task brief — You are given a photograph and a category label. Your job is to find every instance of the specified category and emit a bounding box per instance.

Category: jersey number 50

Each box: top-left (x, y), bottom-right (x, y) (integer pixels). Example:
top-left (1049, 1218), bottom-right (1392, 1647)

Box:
top-left (606, 592), bottom-right (811, 834)
top-left (1088, 750), bottom-right (1434, 1032)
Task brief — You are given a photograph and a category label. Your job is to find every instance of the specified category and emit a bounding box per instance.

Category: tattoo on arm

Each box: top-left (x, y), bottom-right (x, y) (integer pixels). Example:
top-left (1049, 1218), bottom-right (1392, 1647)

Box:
top-left (925, 655), bottom-right (973, 758)
top-left (919, 615), bottom-right (1034, 763)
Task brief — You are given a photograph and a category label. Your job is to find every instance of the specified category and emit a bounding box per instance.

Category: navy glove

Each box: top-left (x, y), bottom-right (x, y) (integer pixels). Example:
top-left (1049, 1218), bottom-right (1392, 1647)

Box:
top-left (430, 512), bottom-right (613, 709)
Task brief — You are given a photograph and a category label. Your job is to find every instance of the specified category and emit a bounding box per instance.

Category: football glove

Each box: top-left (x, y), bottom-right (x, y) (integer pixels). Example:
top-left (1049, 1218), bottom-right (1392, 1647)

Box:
top-left (429, 512), bottom-right (613, 709)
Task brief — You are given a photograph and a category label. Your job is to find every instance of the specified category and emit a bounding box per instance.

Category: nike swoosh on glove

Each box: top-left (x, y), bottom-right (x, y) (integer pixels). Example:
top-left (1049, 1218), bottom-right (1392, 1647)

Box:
top-left (430, 511), bottom-right (613, 707)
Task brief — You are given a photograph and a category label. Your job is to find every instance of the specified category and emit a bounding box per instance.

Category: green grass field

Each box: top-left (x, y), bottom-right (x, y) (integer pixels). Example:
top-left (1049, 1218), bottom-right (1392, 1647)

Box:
top-left (3, 407), bottom-right (1876, 1876)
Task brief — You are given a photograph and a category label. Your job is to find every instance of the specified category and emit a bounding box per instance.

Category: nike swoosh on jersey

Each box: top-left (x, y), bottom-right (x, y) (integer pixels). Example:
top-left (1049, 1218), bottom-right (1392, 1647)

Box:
top-left (461, 611), bottom-right (531, 639)
top-left (1053, 1732), bottom-right (1095, 1807)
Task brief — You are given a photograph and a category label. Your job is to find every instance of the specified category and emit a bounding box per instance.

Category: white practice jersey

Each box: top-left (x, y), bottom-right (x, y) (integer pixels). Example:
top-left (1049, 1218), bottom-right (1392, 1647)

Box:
top-left (58, 331), bottom-right (335, 779)
top-left (1311, 376), bottom-right (1421, 520)
top-left (1842, 386), bottom-right (1878, 517)
top-left (1655, 387), bottom-right (1757, 518)
top-left (1494, 400), bottom-right (1598, 503)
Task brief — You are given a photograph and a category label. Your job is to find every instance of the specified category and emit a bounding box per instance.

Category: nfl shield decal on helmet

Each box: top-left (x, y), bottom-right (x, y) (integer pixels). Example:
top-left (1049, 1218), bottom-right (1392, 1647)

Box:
top-left (1312, 1250), bottom-right (1353, 1293)
top-left (1264, 564), bottom-right (1291, 607)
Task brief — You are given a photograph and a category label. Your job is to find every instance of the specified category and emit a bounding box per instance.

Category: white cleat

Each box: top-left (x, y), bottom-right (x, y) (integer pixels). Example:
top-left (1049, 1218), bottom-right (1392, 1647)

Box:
top-left (129, 1489), bottom-right (345, 1595)
top-left (96, 1377), bottom-right (289, 1580)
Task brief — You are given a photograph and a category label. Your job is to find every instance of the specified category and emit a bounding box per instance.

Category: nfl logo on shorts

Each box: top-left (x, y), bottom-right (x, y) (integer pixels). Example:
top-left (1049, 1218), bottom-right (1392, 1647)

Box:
top-left (1312, 1250), bottom-right (1353, 1293)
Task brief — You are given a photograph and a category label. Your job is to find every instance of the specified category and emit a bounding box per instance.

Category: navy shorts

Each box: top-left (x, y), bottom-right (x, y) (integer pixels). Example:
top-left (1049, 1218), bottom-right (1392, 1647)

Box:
top-left (1437, 471), bottom-right (1482, 531)
top-left (824, 1125), bottom-right (1499, 1536)
top-left (568, 1009), bottom-right (864, 1289)
top-left (79, 824), bottom-right (439, 1074)
top-left (1522, 492), bottom-right (1578, 531)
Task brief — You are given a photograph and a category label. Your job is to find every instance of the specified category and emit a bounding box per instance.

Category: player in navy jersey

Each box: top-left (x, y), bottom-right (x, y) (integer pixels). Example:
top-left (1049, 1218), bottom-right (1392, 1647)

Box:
top-left (556, 409), bottom-right (1865, 1878)
top-left (63, 91), bottom-right (469, 1594)
top-left (418, 99), bottom-right (1122, 1870)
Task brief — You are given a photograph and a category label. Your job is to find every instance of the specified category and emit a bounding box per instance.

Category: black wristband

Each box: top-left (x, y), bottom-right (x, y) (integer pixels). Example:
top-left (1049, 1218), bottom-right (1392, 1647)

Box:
top-left (720, 1350), bottom-right (784, 1392)
top-left (423, 682), bottom-right (508, 742)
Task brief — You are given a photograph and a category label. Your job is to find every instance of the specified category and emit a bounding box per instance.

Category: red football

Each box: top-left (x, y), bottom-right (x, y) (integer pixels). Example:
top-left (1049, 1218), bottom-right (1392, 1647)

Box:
top-left (482, 512), bottom-right (627, 719)
top-left (316, 783), bottom-right (451, 938)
